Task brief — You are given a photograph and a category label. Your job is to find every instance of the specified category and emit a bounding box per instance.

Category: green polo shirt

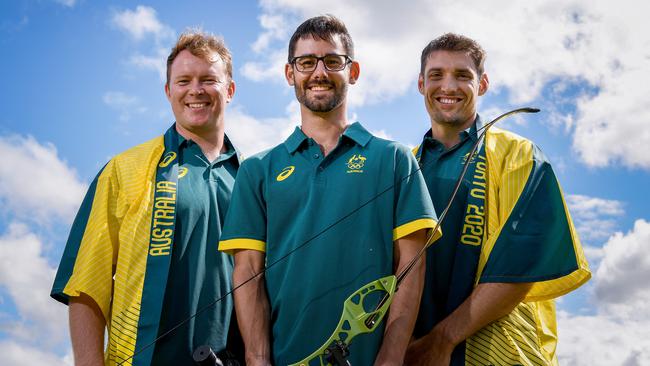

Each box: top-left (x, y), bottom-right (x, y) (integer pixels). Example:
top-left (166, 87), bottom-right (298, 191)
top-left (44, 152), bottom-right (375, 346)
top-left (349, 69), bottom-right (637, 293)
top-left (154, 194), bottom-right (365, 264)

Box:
top-left (151, 130), bottom-right (239, 365)
top-left (413, 122), bottom-right (479, 345)
top-left (219, 122), bottom-right (437, 365)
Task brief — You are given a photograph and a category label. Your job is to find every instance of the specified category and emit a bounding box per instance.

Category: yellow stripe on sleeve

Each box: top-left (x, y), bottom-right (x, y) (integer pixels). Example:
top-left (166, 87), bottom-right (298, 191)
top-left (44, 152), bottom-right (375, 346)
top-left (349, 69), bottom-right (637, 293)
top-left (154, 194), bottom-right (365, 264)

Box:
top-left (393, 218), bottom-right (441, 246)
top-left (219, 238), bottom-right (266, 255)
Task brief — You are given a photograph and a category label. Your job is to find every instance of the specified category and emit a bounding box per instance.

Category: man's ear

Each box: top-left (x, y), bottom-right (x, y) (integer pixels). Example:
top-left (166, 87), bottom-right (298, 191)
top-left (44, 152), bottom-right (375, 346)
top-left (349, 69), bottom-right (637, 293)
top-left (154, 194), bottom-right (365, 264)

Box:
top-left (417, 74), bottom-right (425, 95)
top-left (348, 61), bottom-right (360, 85)
top-left (164, 83), bottom-right (171, 100)
top-left (478, 73), bottom-right (489, 96)
top-left (226, 80), bottom-right (236, 103)
top-left (285, 63), bottom-right (295, 86)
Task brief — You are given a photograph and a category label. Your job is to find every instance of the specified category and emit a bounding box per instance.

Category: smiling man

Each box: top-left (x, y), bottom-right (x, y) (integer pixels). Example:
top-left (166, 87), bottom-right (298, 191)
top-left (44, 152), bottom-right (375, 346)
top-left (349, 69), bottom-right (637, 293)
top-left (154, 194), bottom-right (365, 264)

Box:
top-left (51, 30), bottom-right (241, 365)
top-left (406, 33), bottom-right (591, 366)
top-left (219, 15), bottom-right (439, 366)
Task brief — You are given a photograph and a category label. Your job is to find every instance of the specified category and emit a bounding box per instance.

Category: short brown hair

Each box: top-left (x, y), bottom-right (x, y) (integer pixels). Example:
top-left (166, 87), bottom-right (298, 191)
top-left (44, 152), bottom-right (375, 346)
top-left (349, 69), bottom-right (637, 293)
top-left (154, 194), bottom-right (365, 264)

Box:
top-left (288, 15), bottom-right (354, 61)
top-left (166, 29), bottom-right (232, 85)
top-left (420, 33), bottom-right (486, 75)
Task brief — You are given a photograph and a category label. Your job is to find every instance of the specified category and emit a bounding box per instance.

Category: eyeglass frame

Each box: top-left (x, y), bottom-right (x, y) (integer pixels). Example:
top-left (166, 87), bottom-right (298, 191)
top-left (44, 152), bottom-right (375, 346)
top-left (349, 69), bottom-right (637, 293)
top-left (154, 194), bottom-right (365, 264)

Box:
top-left (289, 54), bottom-right (353, 72)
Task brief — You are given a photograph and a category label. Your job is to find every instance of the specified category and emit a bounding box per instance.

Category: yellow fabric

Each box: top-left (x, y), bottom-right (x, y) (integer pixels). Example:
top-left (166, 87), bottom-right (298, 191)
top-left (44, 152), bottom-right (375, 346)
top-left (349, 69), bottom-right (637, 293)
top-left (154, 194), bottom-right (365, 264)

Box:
top-left (466, 301), bottom-right (558, 366)
top-left (476, 128), bottom-right (591, 299)
top-left (465, 127), bottom-right (590, 365)
top-left (62, 136), bottom-right (165, 365)
top-left (392, 218), bottom-right (441, 247)
top-left (219, 238), bottom-right (267, 254)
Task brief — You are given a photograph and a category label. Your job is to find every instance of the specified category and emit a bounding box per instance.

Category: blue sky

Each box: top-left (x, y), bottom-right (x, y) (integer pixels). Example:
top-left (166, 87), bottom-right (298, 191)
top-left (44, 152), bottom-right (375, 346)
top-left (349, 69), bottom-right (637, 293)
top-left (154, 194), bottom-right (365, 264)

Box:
top-left (1, 1), bottom-right (649, 364)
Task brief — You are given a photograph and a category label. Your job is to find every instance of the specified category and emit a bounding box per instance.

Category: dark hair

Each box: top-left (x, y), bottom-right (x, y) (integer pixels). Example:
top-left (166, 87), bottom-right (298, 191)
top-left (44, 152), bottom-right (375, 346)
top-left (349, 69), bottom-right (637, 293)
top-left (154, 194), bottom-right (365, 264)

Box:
top-left (166, 29), bottom-right (232, 86)
top-left (287, 15), bottom-right (354, 61)
top-left (420, 33), bottom-right (486, 75)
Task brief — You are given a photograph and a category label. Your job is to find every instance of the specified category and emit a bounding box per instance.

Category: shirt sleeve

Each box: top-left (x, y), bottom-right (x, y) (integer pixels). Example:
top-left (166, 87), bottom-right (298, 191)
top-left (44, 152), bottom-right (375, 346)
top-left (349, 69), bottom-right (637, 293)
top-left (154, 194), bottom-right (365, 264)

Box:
top-left (478, 144), bottom-right (591, 300)
top-left (392, 144), bottom-right (441, 246)
top-left (219, 160), bottom-right (268, 254)
top-left (50, 160), bottom-right (119, 321)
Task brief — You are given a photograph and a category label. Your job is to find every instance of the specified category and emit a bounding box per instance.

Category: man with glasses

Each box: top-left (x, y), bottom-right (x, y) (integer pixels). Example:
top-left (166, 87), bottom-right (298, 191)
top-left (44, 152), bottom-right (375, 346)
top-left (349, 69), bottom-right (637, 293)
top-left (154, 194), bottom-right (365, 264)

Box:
top-left (219, 15), bottom-right (439, 365)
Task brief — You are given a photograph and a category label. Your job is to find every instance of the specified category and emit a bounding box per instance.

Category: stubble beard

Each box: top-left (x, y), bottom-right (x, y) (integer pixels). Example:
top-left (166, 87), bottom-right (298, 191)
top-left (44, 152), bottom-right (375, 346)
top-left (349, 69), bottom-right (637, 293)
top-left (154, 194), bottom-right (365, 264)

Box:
top-left (427, 97), bottom-right (474, 127)
top-left (296, 81), bottom-right (347, 113)
top-left (432, 111), bottom-right (467, 126)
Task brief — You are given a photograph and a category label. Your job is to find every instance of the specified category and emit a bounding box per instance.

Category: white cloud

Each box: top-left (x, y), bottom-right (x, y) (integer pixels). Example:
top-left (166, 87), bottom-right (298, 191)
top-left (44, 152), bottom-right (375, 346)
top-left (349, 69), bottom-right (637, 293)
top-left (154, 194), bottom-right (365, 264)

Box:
top-left (0, 136), bottom-right (87, 361)
top-left (594, 219), bottom-right (650, 320)
top-left (556, 311), bottom-right (650, 366)
top-left (0, 222), bottom-right (69, 348)
top-left (0, 340), bottom-right (72, 366)
top-left (225, 103), bottom-right (298, 158)
top-left (111, 5), bottom-right (174, 42)
top-left (111, 6), bottom-right (175, 81)
top-left (557, 219), bottom-right (650, 364)
top-left (240, 49), bottom-right (287, 82)
top-left (0, 135), bottom-right (87, 224)
top-left (245, 0), bottom-right (650, 169)
top-left (252, 13), bottom-right (291, 53)
top-left (566, 194), bottom-right (624, 243)
top-left (103, 91), bottom-right (148, 122)
top-left (129, 48), bottom-right (168, 81)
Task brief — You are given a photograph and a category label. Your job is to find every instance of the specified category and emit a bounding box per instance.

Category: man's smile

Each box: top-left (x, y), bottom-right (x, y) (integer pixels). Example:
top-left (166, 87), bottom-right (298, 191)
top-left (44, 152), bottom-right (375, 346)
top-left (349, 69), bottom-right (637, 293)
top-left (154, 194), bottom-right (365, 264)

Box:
top-left (186, 102), bottom-right (210, 109)
top-left (435, 96), bottom-right (462, 105)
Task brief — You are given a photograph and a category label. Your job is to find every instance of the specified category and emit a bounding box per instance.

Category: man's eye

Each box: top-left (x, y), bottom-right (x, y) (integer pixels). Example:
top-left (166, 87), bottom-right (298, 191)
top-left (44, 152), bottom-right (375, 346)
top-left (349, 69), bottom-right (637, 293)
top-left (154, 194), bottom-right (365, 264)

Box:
top-left (177, 80), bottom-right (189, 85)
top-left (299, 59), bottom-right (316, 67)
top-left (325, 59), bottom-right (342, 68)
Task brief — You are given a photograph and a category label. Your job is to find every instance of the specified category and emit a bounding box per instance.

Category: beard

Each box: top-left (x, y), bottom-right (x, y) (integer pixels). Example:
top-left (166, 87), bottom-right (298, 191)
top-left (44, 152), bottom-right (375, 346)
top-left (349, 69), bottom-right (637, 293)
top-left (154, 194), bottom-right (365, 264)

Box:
top-left (430, 110), bottom-right (468, 126)
top-left (295, 80), bottom-right (347, 113)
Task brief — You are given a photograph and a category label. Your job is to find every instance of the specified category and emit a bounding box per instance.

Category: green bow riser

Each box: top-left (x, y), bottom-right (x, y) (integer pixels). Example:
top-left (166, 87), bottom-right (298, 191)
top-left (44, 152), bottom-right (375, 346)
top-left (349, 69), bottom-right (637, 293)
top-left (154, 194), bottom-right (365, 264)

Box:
top-left (289, 275), bottom-right (397, 366)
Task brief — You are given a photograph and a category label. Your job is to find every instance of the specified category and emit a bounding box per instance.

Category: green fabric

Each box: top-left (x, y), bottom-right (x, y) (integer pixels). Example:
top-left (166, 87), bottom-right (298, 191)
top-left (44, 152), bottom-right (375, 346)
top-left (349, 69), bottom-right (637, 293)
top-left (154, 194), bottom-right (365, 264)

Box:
top-left (151, 130), bottom-right (238, 365)
top-left (220, 122), bottom-right (436, 365)
top-left (413, 122), bottom-right (481, 344)
top-left (479, 144), bottom-right (578, 282)
top-left (135, 125), bottom-right (180, 366)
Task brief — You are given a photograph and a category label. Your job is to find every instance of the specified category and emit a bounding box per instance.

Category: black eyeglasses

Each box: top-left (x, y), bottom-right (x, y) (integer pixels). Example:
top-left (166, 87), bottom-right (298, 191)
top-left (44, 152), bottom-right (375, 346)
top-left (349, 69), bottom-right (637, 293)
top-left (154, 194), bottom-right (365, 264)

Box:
top-left (290, 54), bottom-right (352, 72)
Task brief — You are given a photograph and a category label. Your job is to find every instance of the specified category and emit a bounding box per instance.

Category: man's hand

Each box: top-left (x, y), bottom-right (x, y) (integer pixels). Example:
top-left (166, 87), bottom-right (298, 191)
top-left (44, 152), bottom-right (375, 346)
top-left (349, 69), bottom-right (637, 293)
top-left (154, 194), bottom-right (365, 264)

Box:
top-left (405, 282), bottom-right (533, 365)
top-left (404, 329), bottom-right (453, 366)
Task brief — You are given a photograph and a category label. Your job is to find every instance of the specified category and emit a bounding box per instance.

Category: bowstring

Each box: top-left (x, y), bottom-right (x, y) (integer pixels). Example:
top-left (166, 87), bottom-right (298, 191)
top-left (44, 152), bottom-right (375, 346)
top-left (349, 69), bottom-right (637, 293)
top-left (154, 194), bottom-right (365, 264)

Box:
top-left (117, 107), bottom-right (539, 365)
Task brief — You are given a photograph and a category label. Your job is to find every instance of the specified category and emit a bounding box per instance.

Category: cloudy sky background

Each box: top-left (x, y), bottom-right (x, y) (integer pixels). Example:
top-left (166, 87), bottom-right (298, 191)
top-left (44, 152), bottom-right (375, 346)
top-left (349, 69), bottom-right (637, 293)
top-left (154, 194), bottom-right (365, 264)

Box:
top-left (1, 1), bottom-right (649, 364)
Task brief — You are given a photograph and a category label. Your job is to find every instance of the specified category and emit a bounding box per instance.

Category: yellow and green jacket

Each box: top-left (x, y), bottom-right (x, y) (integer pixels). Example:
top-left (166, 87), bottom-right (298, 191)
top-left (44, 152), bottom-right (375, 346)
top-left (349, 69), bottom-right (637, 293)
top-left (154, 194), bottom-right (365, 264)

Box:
top-left (51, 127), bottom-right (183, 365)
top-left (414, 125), bottom-right (591, 365)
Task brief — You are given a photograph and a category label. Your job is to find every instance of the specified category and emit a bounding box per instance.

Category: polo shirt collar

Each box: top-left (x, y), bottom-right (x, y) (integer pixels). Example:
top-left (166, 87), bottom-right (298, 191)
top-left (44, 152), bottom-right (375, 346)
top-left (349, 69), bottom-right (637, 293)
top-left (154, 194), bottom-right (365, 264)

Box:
top-left (343, 122), bottom-right (373, 147)
top-left (284, 126), bottom-right (308, 154)
top-left (283, 121), bottom-right (373, 154)
top-left (175, 126), bottom-right (239, 164)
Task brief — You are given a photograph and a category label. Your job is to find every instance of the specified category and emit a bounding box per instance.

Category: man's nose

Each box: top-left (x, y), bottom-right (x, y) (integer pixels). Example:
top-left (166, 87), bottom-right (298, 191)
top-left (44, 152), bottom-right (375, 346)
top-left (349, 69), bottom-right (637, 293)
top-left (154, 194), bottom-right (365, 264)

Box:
top-left (311, 59), bottom-right (329, 79)
top-left (439, 75), bottom-right (458, 92)
top-left (188, 81), bottom-right (205, 95)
